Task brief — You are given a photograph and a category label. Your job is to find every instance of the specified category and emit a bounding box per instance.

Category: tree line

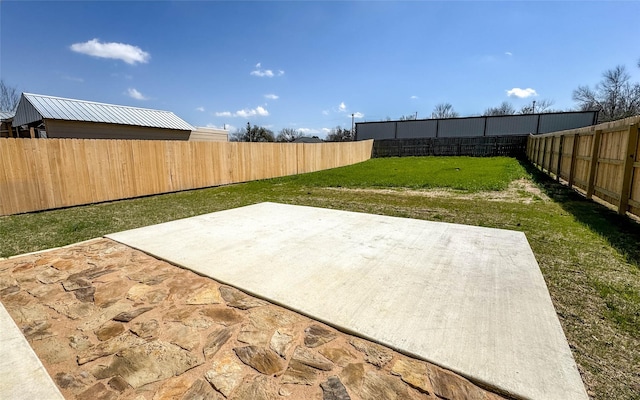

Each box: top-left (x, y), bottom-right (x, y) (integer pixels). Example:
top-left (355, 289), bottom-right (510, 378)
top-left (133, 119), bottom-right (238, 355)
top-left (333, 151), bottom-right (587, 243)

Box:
top-left (229, 122), bottom-right (353, 143)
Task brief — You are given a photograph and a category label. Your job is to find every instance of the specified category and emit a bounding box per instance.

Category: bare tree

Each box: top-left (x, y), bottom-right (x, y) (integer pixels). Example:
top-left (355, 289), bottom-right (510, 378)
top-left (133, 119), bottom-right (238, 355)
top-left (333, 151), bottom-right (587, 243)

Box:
top-left (519, 99), bottom-right (556, 114)
top-left (276, 128), bottom-right (302, 142)
top-left (431, 103), bottom-right (459, 119)
top-left (483, 101), bottom-right (516, 116)
top-left (399, 113), bottom-right (417, 121)
top-left (0, 80), bottom-right (20, 113)
top-left (573, 65), bottom-right (640, 122)
top-left (325, 126), bottom-right (353, 142)
top-left (229, 122), bottom-right (275, 142)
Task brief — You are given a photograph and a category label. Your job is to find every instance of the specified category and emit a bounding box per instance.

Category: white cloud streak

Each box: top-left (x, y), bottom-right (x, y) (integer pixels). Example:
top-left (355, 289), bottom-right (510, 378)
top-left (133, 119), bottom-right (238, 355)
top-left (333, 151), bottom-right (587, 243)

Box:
top-left (506, 87), bottom-right (538, 98)
top-left (298, 128), bottom-right (322, 135)
top-left (338, 102), bottom-right (347, 112)
top-left (410, 95), bottom-right (419, 99)
top-left (215, 106), bottom-right (269, 118)
top-left (71, 39), bottom-right (150, 65)
top-left (505, 51), bottom-right (513, 56)
top-left (196, 106), bottom-right (205, 112)
top-left (126, 88), bottom-right (148, 100)
top-left (251, 62), bottom-right (284, 78)
top-left (264, 94), bottom-right (279, 100)
top-left (63, 75), bottom-right (84, 83)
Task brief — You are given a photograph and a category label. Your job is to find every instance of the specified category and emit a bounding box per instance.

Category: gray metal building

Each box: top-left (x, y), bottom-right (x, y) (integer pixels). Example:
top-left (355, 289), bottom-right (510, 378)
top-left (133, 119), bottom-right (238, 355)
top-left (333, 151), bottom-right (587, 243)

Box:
top-left (356, 111), bottom-right (598, 141)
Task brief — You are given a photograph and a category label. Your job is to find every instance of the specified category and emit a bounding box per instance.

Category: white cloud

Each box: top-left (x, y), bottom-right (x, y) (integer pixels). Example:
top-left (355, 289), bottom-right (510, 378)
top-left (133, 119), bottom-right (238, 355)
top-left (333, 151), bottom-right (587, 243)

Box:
top-left (410, 95), bottom-right (418, 99)
top-left (236, 106), bottom-right (269, 118)
top-left (322, 110), bottom-right (330, 116)
top-left (505, 51), bottom-right (513, 56)
top-left (63, 75), bottom-right (84, 83)
top-left (322, 128), bottom-right (331, 134)
top-left (338, 102), bottom-right (347, 112)
top-left (126, 88), bottom-right (148, 100)
top-left (264, 94), bottom-right (279, 100)
top-left (216, 106), bottom-right (269, 118)
top-left (506, 87), bottom-right (538, 98)
top-left (71, 38), bottom-right (150, 65)
top-left (250, 63), bottom-right (284, 78)
top-left (298, 128), bottom-right (321, 135)
top-left (196, 106), bottom-right (205, 112)
top-left (251, 69), bottom-right (274, 78)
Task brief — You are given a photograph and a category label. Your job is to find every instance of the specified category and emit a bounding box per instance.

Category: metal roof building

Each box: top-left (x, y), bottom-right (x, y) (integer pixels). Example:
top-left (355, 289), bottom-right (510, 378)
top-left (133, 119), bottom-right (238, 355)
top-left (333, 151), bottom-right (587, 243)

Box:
top-left (13, 93), bottom-right (195, 140)
top-left (356, 111), bottom-right (599, 141)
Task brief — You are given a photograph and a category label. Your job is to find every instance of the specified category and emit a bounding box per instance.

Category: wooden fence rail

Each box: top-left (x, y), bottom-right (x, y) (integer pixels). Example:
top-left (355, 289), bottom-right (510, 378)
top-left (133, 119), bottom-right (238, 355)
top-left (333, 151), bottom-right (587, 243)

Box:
top-left (0, 139), bottom-right (373, 216)
top-left (527, 115), bottom-right (640, 218)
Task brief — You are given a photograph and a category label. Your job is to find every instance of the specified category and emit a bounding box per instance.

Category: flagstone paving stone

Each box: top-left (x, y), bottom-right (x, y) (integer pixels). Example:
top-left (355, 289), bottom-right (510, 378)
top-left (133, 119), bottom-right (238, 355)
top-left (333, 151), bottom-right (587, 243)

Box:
top-left (0, 238), bottom-right (511, 399)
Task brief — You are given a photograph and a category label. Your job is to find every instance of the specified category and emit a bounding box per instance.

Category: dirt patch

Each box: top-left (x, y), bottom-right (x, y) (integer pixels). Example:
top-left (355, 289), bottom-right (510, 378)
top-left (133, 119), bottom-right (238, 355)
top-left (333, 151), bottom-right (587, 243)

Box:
top-left (325, 178), bottom-right (550, 204)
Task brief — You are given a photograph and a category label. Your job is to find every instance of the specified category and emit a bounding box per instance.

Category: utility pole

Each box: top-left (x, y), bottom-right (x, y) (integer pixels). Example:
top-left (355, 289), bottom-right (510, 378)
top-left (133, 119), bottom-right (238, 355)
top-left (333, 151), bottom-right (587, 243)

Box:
top-left (532, 100), bottom-right (536, 114)
top-left (351, 113), bottom-right (355, 138)
top-left (415, 111), bottom-right (418, 120)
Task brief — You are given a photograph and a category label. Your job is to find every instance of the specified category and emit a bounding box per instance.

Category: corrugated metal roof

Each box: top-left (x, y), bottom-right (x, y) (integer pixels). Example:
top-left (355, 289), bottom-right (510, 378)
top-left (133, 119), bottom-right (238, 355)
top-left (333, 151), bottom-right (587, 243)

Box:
top-left (0, 111), bottom-right (14, 120)
top-left (13, 93), bottom-right (194, 131)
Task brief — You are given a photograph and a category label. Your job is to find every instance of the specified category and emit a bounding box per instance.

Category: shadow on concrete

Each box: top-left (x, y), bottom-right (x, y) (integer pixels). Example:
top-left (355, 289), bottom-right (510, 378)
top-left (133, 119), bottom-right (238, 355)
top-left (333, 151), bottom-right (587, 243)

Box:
top-left (518, 159), bottom-right (640, 268)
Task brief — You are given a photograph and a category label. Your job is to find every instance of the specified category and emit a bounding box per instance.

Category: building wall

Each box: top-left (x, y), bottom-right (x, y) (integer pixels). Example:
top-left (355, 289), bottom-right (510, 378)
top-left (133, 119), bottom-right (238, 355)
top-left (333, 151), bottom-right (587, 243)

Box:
top-left (396, 120), bottom-right (438, 138)
top-left (189, 127), bottom-right (228, 142)
top-left (538, 113), bottom-right (597, 134)
top-left (44, 120), bottom-right (190, 140)
top-left (486, 115), bottom-right (538, 136)
top-left (438, 118), bottom-right (485, 137)
top-left (356, 111), bottom-right (598, 141)
top-left (0, 121), bottom-right (11, 138)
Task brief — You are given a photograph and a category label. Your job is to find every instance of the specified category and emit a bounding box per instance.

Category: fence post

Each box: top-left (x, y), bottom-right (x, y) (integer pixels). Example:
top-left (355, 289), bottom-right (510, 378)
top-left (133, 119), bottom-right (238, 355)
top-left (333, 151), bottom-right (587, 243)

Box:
top-left (618, 123), bottom-right (639, 215)
top-left (543, 136), bottom-right (550, 172)
top-left (556, 135), bottom-right (564, 181)
top-left (568, 133), bottom-right (579, 188)
top-left (586, 129), bottom-right (602, 199)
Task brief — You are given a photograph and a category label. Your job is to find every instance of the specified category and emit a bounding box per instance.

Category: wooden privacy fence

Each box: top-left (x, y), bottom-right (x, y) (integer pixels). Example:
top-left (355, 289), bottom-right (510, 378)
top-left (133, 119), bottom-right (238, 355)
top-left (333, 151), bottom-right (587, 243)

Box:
top-left (0, 138), bottom-right (373, 216)
top-left (527, 115), bottom-right (640, 217)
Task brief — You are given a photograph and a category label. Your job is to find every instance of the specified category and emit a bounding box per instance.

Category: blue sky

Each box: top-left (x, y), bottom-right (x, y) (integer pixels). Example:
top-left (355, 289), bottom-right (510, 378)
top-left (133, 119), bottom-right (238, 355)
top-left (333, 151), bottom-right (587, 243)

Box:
top-left (2, 1), bottom-right (639, 137)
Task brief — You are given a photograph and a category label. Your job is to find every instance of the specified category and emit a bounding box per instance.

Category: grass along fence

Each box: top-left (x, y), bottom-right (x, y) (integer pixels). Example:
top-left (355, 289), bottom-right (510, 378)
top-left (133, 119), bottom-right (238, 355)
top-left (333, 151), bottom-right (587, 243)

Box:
top-left (0, 138), bottom-right (373, 216)
top-left (527, 115), bottom-right (640, 218)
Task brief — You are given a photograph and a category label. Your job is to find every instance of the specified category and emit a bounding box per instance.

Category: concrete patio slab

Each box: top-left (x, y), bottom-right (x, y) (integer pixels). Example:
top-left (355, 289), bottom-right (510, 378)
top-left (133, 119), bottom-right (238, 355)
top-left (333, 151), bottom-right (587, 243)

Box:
top-left (0, 302), bottom-right (64, 400)
top-left (107, 202), bottom-right (587, 400)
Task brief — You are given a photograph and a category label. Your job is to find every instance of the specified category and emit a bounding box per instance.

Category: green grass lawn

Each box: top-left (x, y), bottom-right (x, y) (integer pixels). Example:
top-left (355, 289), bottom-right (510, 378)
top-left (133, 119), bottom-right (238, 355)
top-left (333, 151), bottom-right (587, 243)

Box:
top-left (1, 156), bottom-right (638, 399)
top-left (274, 156), bottom-right (526, 191)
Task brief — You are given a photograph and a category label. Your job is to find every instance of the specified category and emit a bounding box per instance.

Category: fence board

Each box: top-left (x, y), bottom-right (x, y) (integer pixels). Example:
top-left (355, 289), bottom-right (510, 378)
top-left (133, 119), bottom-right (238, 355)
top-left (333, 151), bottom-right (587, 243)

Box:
top-left (0, 139), bottom-right (373, 216)
top-left (527, 115), bottom-right (640, 218)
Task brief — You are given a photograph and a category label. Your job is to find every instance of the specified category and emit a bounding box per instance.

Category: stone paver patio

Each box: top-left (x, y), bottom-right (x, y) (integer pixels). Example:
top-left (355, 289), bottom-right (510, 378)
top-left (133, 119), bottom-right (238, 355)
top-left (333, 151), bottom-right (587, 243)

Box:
top-left (0, 238), bottom-right (508, 400)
